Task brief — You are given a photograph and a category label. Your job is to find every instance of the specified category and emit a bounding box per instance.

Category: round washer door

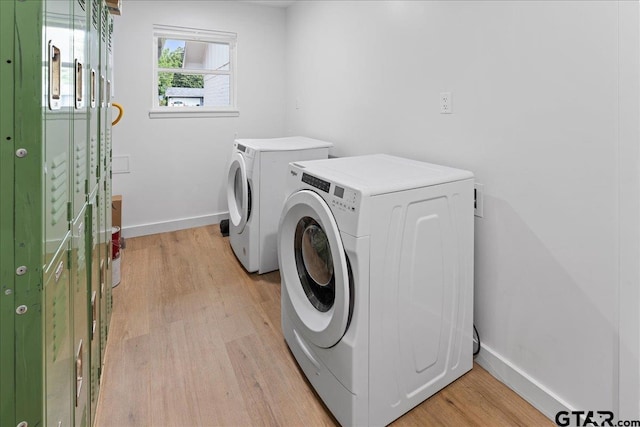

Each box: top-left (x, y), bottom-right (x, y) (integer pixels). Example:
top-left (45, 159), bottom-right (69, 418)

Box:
top-left (227, 152), bottom-right (249, 231)
top-left (278, 190), bottom-right (350, 348)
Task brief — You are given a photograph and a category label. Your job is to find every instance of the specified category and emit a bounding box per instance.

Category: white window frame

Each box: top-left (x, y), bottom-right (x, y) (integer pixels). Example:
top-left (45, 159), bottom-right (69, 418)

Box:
top-left (150, 24), bottom-right (238, 119)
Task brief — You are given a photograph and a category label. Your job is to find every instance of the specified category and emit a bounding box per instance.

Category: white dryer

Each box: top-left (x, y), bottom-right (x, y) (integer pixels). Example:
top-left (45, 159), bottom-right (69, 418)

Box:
top-left (278, 154), bottom-right (474, 426)
top-left (227, 137), bottom-right (333, 274)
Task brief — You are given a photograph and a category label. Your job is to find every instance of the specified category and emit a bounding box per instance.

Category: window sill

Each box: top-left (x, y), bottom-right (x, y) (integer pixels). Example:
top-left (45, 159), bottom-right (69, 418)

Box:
top-left (148, 108), bottom-right (239, 119)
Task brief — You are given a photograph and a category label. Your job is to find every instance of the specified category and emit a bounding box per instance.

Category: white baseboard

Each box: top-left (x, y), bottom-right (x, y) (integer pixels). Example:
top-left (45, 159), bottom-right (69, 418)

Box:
top-left (475, 343), bottom-right (574, 421)
top-left (122, 212), bottom-right (229, 238)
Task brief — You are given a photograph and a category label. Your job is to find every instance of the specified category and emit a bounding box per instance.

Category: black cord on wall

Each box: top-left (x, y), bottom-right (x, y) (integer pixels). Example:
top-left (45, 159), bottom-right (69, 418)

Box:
top-left (473, 324), bottom-right (481, 357)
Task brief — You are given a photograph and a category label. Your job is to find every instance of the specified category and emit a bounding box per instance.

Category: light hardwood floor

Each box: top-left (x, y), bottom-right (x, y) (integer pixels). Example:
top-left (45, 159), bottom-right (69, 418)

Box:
top-left (95, 225), bottom-right (553, 427)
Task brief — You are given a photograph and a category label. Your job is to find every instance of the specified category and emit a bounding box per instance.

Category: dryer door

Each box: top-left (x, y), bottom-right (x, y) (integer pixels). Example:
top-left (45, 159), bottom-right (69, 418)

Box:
top-left (227, 152), bottom-right (249, 231)
top-left (278, 190), bottom-right (351, 348)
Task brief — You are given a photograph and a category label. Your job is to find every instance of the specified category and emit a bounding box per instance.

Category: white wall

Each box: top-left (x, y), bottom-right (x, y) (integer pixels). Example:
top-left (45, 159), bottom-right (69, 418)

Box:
top-left (112, 1), bottom-right (286, 236)
top-left (285, 0), bottom-right (639, 419)
top-left (618, 2), bottom-right (640, 419)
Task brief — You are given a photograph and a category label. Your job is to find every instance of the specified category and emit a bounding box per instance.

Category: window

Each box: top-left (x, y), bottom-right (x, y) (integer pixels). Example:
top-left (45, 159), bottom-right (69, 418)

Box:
top-left (150, 24), bottom-right (238, 118)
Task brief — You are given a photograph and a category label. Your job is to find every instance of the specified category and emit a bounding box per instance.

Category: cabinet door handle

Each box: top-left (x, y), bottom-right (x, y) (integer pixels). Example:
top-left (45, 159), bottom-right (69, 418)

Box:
top-left (49, 42), bottom-right (61, 110)
top-left (75, 340), bottom-right (84, 406)
top-left (90, 69), bottom-right (97, 109)
top-left (75, 59), bottom-right (83, 109)
top-left (91, 291), bottom-right (97, 340)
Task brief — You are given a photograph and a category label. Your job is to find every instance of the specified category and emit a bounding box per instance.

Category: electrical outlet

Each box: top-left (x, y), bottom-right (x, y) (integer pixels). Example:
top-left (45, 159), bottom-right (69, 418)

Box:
top-left (474, 183), bottom-right (484, 218)
top-left (440, 92), bottom-right (452, 114)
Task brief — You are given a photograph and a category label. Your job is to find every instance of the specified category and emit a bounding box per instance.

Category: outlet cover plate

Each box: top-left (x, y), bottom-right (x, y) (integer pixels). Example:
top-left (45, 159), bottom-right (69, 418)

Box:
top-left (440, 92), bottom-right (452, 114)
top-left (474, 183), bottom-right (484, 218)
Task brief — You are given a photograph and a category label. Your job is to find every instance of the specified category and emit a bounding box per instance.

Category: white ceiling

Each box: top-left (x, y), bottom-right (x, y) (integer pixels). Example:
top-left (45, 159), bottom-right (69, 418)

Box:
top-left (240, 0), bottom-right (297, 8)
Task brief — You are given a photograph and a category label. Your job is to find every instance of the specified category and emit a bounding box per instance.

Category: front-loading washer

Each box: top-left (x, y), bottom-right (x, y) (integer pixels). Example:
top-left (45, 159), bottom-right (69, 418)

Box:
top-left (226, 137), bottom-right (333, 274)
top-left (277, 154), bottom-right (474, 426)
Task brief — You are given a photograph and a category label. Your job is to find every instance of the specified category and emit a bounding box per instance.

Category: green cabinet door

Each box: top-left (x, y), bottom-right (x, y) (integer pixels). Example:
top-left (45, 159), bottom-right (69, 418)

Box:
top-left (13, 1), bottom-right (46, 425)
top-left (104, 176), bottom-right (113, 322)
top-left (97, 179), bottom-right (108, 363)
top-left (72, 206), bottom-right (90, 427)
top-left (0, 0), bottom-right (16, 425)
top-left (88, 0), bottom-right (101, 189)
top-left (72, 0), bottom-right (90, 221)
top-left (98, 4), bottom-right (110, 181)
top-left (44, 235), bottom-right (73, 427)
top-left (44, 0), bottom-right (73, 269)
top-left (87, 192), bottom-right (102, 425)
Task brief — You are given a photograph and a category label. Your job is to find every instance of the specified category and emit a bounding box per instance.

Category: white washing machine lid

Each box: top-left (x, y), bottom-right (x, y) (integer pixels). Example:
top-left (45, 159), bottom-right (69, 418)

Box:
top-left (291, 154), bottom-right (473, 196)
top-left (278, 189), bottom-right (351, 348)
top-left (235, 136), bottom-right (333, 152)
top-left (227, 152), bottom-right (249, 231)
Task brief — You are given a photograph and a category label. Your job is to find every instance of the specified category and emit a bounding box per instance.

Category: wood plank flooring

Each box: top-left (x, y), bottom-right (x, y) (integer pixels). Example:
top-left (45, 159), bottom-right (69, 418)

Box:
top-left (95, 225), bottom-right (553, 427)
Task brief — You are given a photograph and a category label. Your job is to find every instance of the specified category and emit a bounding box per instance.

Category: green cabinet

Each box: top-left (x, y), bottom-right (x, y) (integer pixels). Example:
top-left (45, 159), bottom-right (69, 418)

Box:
top-left (1, 0), bottom-right (116, 425)
top-left (72, 208), bottom-right (90, 427)
top-left (44, 236), bottom-right (73, 427)
top-left (87, 194), bottom-right (102, 425)
top-left (97, 184), bottom-right (108, 370)
top-left (44, 0), bottom-right (73, 271)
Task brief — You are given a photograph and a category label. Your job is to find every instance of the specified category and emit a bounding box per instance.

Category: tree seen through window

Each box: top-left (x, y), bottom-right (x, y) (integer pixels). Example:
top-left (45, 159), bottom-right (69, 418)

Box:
top-left (157, 44), bottom-right (203, 106)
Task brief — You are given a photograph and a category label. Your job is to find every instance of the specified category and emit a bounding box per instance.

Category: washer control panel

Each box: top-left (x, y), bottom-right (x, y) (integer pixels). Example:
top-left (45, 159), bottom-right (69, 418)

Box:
top-left (235, 142), bottom-right (254, 157)
top-left (331, 185), bottom-right (358, 213)
top-left (302, 173), bottom-right (331, 193)
top-left (299, 171), bottom-right (359, 213)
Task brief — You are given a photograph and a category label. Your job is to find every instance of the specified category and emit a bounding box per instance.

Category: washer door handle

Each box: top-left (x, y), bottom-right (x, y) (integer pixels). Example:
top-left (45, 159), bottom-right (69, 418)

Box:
top-left (294, 329), bottom-right (321, 373)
